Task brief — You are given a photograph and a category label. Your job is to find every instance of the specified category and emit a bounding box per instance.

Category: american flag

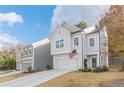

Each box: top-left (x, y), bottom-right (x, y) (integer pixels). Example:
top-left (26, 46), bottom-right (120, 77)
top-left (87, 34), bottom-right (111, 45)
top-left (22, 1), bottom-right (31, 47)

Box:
top-left (68, 49), bottom-right (78, 59)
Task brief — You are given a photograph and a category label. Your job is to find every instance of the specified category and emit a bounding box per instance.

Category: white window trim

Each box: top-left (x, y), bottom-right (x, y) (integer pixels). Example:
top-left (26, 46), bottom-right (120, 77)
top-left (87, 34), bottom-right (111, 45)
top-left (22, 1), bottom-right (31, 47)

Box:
top-left (56, 39), bottom-right (64, 48)
top-left (91, 56), bottom-right (97, 69)
top-left (24, 48), bottom-right (28, 56)
top-left (56, 40), bottom-right (60, 48)
top-left (60, 39), bottom-right (64, 48)
top-left (28, 47), bottom-right (32, 55)
top-left (73, 37), bottom-right (79, 46)
top-left (88, 36), bottom-right (96, 48)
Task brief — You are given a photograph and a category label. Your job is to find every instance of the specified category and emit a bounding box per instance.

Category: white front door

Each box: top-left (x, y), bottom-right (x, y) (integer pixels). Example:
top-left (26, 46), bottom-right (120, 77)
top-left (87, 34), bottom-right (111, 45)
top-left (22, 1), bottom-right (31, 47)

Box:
top-left (91, 56), bottom-right (97, 69)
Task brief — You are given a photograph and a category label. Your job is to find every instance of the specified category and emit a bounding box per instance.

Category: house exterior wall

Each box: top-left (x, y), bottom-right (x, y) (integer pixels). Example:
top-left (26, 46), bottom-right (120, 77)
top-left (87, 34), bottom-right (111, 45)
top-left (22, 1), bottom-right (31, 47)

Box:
top-left (82, 32), bottom-right (100, 68)
top-left (51, 27), bottom-right (83, 70)
top-left (51, 27), bottom-right (82, 68)
top-left (20, 45), bottom-right (33, 72)
top-left (18, 39), bottom-right (53, 72)
top-left (51, 25), bottom-right (109, 70)
top-left (85, 32), bottom-right (99, 55)
top-left (34, 42), bottom-right (53, 71)
top-left (71, 32), bottom-right (83, 69)
top-left (86, 54), bottom-right (99, 68)
top-left (51, 27), bottom-right (71, 55)
top-left (99, 28), bottom-right (108, 67)
top-left (16, 48), bottom-right (22, 70)
top-left (83, 28), bottom-right (108, 68)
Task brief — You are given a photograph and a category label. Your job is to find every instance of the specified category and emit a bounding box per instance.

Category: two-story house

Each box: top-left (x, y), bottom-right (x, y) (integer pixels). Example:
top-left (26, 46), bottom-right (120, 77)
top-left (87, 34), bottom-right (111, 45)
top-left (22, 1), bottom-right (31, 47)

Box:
top-left (16, 38), bottom-right (53, 72)
top-left (50, 23), bottom-right (108, 70)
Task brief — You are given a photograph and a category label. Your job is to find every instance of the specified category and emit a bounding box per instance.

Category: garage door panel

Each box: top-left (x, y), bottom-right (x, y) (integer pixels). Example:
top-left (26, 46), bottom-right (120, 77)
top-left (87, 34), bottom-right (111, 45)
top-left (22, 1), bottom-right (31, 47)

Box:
top-left (55, 57), bottom-right (79, 70)
top-left (22, 62), bottom-right (32, 72)
top-left (16, 63), bottom-right (21, 70)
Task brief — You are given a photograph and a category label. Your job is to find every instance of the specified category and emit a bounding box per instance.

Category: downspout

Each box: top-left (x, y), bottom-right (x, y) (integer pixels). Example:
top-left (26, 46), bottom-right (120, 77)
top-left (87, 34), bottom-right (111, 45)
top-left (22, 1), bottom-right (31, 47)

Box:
top-left (82, 33), bottom-right (83, 69)
top-left (82, 31), bottom-right (85, 69)
top-left (99, 28), bottom-right (100, 68)
top-left (32, 45), bottom-right (35, 70)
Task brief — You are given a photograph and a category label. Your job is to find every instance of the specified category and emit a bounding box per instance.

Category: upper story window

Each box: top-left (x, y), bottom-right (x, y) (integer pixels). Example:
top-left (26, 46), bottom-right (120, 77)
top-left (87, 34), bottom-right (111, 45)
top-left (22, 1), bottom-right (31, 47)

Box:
top-left (74, 37), bottom-right (79, 46)
top-left (28, 47), bottom-right (32, 55)
top-left (56, 39), bottom-right (64, 48)
top-left (21, 47), bottom-right (32, 57)
top-left (24, 49), bottom-right (28, 55)
top-left (89, 38), bottom-right (95, 47)
top-left (60, 39), bottom-right (64, 48)
top-left (56, 41), bottom-right (59, 48)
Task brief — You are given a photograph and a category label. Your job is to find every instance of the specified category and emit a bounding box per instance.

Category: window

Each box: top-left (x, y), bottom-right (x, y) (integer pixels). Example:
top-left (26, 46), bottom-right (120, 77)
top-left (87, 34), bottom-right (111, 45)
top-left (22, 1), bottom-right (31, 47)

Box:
top-left (56, 39), bottom-right (64, 48)
top-left (56, 41), bottom-right (59, 48)
top-left (89, 38), bottom-right (95, 47)
top-left (74, 37), bottom-right (79, 46)
top-left (60, 39), bottom-right (64, 48)
top-left (28, 47), bottom-right (32, 55)
top-left (24, 48), bottom-right (27, 55)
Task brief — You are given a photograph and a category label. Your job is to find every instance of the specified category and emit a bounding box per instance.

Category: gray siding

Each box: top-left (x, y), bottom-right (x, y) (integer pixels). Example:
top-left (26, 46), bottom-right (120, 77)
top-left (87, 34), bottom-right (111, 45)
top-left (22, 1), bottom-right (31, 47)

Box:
top-left (34, 42), bottom-right (53, 71)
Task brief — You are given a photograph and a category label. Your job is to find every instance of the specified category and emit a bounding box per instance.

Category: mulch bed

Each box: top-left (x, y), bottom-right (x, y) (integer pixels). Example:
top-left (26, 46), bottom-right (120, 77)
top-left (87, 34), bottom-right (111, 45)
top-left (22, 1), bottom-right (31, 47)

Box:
top-left (99, 79), bottom-right (124, 87)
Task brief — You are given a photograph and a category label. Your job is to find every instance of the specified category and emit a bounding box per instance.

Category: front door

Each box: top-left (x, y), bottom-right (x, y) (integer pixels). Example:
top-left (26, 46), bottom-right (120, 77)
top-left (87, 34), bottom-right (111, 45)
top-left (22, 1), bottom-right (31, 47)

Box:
top-left (92, 57), bottom-right (97, 68)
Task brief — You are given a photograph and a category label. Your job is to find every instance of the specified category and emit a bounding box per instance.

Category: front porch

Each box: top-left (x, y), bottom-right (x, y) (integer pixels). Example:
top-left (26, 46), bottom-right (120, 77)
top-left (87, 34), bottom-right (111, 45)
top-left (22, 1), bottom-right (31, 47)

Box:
top-left (85, 54), bottom-right (99, 69)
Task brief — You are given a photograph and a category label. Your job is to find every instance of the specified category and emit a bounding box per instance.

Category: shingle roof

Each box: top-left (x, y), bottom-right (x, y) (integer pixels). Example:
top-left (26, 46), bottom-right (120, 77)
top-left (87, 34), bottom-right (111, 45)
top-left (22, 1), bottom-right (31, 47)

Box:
top-left (32, 38), bottom-right (49, 48)
top-left (84, 25), bottom-right (101, 35)
top-left (61, 22), bottom-right (82, 33)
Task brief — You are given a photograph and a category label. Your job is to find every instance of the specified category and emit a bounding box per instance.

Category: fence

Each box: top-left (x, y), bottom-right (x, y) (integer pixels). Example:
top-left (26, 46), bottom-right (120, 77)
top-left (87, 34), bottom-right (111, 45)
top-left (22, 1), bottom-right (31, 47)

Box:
top-left (109, 57), bottom-right (124, 64)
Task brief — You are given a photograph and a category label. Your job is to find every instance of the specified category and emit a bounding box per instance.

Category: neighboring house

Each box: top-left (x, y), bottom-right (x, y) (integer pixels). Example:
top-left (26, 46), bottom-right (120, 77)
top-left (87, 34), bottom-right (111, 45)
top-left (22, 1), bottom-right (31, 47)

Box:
top-left (16, 45), bottom-right (22, 71)
top-left (16, 38), bottom-right (53, 72)
top-left (50, 23), bottom-right (108, 70)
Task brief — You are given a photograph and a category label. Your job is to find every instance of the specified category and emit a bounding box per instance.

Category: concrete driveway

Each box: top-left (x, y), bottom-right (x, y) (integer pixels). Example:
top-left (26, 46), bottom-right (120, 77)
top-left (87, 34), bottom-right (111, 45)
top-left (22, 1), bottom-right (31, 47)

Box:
top-left (0, 70), bottom-right (72, 87)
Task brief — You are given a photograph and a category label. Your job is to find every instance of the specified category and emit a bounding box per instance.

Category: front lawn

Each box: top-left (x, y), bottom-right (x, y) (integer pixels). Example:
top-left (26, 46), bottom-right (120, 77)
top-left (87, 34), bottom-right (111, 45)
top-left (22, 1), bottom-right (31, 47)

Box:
top-left (0, 72), bottom-right (34, 83)
top-left (36, 71), bottom-right (124, 87)
top-left (109, 63), bottom-right (122, 71)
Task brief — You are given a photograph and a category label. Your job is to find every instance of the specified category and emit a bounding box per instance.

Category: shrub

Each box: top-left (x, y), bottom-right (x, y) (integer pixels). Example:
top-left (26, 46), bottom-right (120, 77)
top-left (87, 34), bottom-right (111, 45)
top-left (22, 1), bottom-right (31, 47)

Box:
top-left (27, 65), bottom-right (32, 73)
top-left (0, 55), bottom-right (16, 70)
top-left (82, 69), bottom-right (90, 72)
top-left (78, 69), bottom-right (82, 72)
top-left (46, 64), bottom-right (52, 70)
top-left (84, 59), bottom-right (87, 69)
top-left (121, 62), bottom-right (124, 70)
top-left (101, 65), bottom-right (109, 71)
top-left (79, 68), bottom-right (92, 72)
top-left (93, 66), bottom-right (108, 73)
top-left (93, 67), bottom-right (102, 72)
top-left (87, 68), bottom-right (92, 72)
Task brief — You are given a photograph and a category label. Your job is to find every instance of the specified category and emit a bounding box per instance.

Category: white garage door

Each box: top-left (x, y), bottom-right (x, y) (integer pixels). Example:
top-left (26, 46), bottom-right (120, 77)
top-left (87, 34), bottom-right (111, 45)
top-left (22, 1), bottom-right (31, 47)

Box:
top-left (16, 63), bottom-right (21, 71)
top-left (22, 62), bottom-right (32, 72)
top-left (55, 58), bottom-right (79, 70)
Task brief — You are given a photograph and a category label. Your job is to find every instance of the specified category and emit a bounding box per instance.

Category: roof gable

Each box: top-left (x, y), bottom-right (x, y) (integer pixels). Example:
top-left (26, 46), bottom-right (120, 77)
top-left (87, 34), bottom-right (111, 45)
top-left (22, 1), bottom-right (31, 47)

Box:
top-left (50, 22), bottom-right (83, 39)
top-left (32, 38), bottom-right (49, 48)
top-left (84, 25), bottom-right (101, 35)
top-left (61, 22), bottom-right (82, 33)
top-left (50, 25), bottom-right (71, 39)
